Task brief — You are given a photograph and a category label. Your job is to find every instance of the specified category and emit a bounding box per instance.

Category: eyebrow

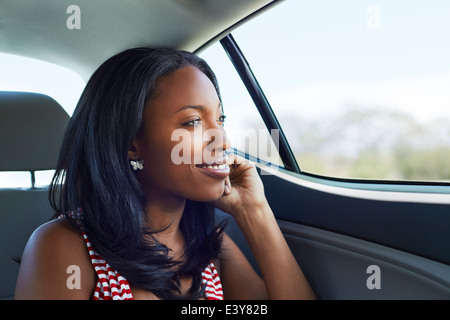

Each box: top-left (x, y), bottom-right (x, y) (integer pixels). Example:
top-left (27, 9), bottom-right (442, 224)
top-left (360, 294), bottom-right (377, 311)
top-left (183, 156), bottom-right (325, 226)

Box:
top-left (175, 103), bottom-right (222, 114)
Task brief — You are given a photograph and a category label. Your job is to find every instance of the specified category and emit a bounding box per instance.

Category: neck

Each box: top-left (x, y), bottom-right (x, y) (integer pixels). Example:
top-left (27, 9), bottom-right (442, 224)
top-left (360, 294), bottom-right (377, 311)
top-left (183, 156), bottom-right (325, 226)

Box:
top-left (143, 188), bottom-right (186, 247)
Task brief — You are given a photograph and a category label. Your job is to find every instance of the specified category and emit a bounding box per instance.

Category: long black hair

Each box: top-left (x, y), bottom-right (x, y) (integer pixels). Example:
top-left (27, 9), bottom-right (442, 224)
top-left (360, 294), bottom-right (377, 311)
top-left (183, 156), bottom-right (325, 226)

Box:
top-left (49, 47), bottom-right (225, 299)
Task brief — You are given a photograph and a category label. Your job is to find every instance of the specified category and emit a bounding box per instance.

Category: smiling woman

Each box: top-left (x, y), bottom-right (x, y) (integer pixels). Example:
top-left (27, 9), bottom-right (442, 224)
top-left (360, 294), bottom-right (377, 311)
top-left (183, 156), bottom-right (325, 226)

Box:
top-left (14, 47), bottom-right (315, 300)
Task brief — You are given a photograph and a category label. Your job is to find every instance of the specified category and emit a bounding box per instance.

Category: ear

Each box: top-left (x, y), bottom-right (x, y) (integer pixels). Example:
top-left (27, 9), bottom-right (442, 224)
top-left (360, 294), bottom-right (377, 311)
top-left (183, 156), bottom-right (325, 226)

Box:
top-left (128, 140), bottom-right (140, 161)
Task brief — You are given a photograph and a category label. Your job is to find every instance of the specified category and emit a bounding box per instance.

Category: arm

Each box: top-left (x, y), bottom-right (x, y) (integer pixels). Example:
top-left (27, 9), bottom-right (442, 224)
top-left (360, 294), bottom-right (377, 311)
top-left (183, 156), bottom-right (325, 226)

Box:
top-left (219, 233), bottom-right (267, 300)
top-left (14, 219), bottom-right (95, 300)
top-left (213, 155), bottom-right (315, 300)
top-left (232, 202), bottom-right (315, 300)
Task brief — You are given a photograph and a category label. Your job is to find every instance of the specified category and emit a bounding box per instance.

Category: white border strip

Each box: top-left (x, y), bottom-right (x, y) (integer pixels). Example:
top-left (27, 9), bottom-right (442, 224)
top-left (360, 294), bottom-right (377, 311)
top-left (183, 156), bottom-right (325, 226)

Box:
top-left (257, 164), bottom-right (450, 205)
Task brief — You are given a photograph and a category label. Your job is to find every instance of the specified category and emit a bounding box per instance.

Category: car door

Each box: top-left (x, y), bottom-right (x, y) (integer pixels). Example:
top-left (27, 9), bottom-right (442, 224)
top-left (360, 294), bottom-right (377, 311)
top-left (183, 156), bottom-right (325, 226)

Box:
top-left (200, 0), bottom-right (450, 299)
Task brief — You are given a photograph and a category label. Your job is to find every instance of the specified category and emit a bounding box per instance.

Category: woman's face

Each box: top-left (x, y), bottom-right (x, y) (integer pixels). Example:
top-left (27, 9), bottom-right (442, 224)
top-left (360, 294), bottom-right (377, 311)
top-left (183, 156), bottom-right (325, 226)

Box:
top-left (132, 65), bottom-right (231, 202)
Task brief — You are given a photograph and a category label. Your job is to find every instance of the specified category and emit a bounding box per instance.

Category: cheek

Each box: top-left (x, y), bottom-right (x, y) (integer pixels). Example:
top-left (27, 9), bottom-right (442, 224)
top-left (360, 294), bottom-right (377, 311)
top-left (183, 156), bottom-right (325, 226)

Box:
top-left (138, 132), bottom-right (225, 200)
top-left (142, 140), bottom-right (179, 181)
top-left (170, 128), bottom-right (209, 165)
top-left (145, 162), bottom-right (225, 201)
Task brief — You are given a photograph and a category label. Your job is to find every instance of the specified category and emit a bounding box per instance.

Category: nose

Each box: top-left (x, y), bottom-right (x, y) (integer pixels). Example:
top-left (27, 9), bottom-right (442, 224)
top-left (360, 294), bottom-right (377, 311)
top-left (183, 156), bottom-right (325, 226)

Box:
top-left (204, 124), bottom-right (231, 157)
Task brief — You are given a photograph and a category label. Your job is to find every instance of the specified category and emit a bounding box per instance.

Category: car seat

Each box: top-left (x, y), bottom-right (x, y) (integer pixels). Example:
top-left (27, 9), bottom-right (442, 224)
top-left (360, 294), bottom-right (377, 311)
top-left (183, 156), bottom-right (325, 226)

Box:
top-left (0, 91), bottom-right (69, 299)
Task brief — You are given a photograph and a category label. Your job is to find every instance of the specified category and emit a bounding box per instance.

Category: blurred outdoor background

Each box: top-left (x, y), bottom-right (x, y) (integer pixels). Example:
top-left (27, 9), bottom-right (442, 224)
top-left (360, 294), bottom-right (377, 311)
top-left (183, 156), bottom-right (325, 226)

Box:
top-left (202, 0), bottom-right (450, 182)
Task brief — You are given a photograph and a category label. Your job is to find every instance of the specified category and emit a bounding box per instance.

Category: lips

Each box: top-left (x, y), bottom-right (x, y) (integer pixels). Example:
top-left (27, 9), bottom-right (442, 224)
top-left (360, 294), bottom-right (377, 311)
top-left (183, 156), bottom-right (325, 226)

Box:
top-left (195, 163), bottom-right (230, 179)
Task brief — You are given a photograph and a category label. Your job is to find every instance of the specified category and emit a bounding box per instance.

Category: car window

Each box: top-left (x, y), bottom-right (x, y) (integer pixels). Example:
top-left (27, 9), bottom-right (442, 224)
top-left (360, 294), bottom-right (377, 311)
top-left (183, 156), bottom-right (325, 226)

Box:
top-left (0, 53), bottom-right (85, 188)
top-left (200, 44), bottom-right (283, 167)
top-left (0, 53), bottom-right (85, 116)
top-left (0, 172), bottom-right (32, 189)
top-left (225, 0), bottom-right (450, 182)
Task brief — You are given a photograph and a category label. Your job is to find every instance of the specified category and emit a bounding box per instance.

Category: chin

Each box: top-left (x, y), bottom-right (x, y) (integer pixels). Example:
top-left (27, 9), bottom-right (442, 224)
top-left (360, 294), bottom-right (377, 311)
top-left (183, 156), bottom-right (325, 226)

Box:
top-left (186, 182), bottom-right (225, 202)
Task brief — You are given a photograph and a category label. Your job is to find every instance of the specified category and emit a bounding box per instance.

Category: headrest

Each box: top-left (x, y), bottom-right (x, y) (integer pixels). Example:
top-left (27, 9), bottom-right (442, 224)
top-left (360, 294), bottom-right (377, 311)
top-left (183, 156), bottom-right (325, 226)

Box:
top-left (0, 91), bottom-right (70, 171)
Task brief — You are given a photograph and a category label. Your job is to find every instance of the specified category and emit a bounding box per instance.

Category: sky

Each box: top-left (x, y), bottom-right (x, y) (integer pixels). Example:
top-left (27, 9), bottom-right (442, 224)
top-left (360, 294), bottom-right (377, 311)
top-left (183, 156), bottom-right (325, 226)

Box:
top-left (227, 0), bottom-right (450, 124)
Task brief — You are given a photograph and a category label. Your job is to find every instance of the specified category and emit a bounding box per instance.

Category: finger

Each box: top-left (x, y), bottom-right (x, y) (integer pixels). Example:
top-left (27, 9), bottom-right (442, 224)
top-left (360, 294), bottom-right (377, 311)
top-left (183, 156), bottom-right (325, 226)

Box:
top-left (225, 153), bottom-right (253, 167)
top-left (224, 176), bottom-right (231, 195)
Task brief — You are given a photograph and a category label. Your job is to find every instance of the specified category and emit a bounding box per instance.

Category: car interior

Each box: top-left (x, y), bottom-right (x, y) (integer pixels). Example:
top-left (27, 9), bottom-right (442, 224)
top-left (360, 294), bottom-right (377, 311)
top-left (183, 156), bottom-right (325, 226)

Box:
top-left (1, 0), bottom-right (450, 300)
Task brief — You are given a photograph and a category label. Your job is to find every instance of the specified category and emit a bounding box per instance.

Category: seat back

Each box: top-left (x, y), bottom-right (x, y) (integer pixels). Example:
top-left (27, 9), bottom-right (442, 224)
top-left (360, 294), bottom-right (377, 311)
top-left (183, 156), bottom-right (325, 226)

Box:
top-left (0, 91), bottom-right (69, 299)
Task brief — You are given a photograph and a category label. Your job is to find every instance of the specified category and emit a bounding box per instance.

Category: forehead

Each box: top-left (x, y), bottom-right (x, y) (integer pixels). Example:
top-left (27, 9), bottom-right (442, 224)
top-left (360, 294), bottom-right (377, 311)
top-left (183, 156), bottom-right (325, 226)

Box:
top-left (148, 65), bottom-right (220, 113)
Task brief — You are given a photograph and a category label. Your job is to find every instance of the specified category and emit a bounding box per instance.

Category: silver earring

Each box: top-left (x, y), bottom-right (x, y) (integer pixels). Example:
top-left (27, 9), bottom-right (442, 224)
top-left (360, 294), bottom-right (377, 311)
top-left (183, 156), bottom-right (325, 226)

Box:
top-left (130, 159), bottom-right (144, 171)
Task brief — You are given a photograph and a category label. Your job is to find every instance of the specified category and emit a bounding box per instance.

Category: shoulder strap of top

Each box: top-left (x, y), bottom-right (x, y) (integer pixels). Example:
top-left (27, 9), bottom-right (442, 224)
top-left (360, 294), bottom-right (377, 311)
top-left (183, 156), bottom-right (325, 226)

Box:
top-left (83, 232), bottom-right (133, 300)
top-left (202, 262), bottom-right (224, 300)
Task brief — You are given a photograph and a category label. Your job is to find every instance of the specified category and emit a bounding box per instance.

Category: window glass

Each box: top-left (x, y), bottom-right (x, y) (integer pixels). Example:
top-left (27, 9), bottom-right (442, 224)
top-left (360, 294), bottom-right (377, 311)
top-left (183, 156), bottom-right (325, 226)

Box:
top-left (0, 172), bottom-right (32, 188)
top-left (0, 53), bottom-right (85, 116)
top-left (35, 170), bottom-right (56, 188)
top-left (200, 44), bottom-right (282, 167)
top-left (229, 0), bottom-right (450, 182)
top-left (0, 170), bottom-right (55, 189)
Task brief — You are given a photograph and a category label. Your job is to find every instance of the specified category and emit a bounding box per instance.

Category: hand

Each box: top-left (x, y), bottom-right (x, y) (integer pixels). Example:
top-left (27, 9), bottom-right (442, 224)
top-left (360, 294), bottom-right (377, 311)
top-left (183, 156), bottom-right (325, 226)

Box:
top-left (210, 154), bottom-right (269, 218)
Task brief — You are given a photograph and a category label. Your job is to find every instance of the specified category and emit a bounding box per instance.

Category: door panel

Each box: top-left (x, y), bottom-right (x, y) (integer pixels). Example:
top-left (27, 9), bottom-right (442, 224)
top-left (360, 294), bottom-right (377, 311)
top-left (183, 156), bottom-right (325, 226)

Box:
top-left (217, 164), bottom-right (450, 299)
top-left (260, 165), bottom-right (450, 266)
top-left (281, 220), bottom-right (450, 299)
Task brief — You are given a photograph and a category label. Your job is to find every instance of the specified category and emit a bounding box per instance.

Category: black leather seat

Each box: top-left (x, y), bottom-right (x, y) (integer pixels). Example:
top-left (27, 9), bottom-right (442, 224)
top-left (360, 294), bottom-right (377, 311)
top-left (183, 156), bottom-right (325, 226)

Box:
top-left (0, 91), bottom-right (69, 299)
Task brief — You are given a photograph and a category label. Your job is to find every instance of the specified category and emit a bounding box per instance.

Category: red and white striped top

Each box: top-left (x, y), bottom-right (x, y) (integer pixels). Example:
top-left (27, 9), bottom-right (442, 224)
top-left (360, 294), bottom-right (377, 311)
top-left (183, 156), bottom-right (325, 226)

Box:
top-left (62, 209), bottom-right (224, 300)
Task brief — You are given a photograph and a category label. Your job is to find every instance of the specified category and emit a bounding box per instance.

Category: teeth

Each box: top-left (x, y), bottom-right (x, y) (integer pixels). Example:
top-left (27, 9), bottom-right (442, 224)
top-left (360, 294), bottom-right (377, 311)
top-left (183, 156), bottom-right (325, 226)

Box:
top-left (199, 164), bottom-right (227, 169)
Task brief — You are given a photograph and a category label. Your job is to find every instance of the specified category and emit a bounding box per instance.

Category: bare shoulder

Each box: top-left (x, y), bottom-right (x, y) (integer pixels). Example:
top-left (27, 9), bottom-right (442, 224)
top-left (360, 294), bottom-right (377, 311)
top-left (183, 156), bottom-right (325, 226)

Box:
top-left (14, 218), bottom-right (96, 299)
top-left (23, 218), bottom-right (88, 262)
top-left (30, 218), bottom-right (84, 246)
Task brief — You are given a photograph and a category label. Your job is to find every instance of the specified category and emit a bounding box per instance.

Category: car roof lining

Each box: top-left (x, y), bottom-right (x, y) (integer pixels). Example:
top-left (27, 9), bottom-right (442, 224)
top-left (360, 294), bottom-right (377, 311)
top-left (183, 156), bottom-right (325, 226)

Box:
top-left (0, 0), bottom-right (279, 81)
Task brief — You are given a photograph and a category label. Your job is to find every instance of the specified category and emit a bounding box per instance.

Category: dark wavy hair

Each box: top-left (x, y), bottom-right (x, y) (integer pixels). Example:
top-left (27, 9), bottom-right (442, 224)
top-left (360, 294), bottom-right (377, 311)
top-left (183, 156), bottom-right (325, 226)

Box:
top-left (49, 47), bottom-right (225, 299)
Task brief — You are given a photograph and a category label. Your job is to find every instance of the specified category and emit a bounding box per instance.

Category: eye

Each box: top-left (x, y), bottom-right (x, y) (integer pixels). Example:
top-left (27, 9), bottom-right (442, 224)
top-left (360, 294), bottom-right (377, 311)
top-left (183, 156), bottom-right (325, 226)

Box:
top-left (217, 114), bottom-right (226, 125)
top-left (183, 118), bottom-right (201, 127)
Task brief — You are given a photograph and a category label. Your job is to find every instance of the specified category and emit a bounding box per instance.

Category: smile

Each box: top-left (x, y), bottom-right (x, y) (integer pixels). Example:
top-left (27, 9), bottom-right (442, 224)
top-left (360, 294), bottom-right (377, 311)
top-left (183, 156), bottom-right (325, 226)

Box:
top-left (195, 164), bottom-right (228, 170)
top-left (195, 163), bottom-right (230, 179)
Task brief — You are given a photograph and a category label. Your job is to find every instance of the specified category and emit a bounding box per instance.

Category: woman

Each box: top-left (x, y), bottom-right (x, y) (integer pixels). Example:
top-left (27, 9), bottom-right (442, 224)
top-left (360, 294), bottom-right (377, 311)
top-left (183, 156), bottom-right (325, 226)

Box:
top-left (14, 48), bottom-right (315, 300)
